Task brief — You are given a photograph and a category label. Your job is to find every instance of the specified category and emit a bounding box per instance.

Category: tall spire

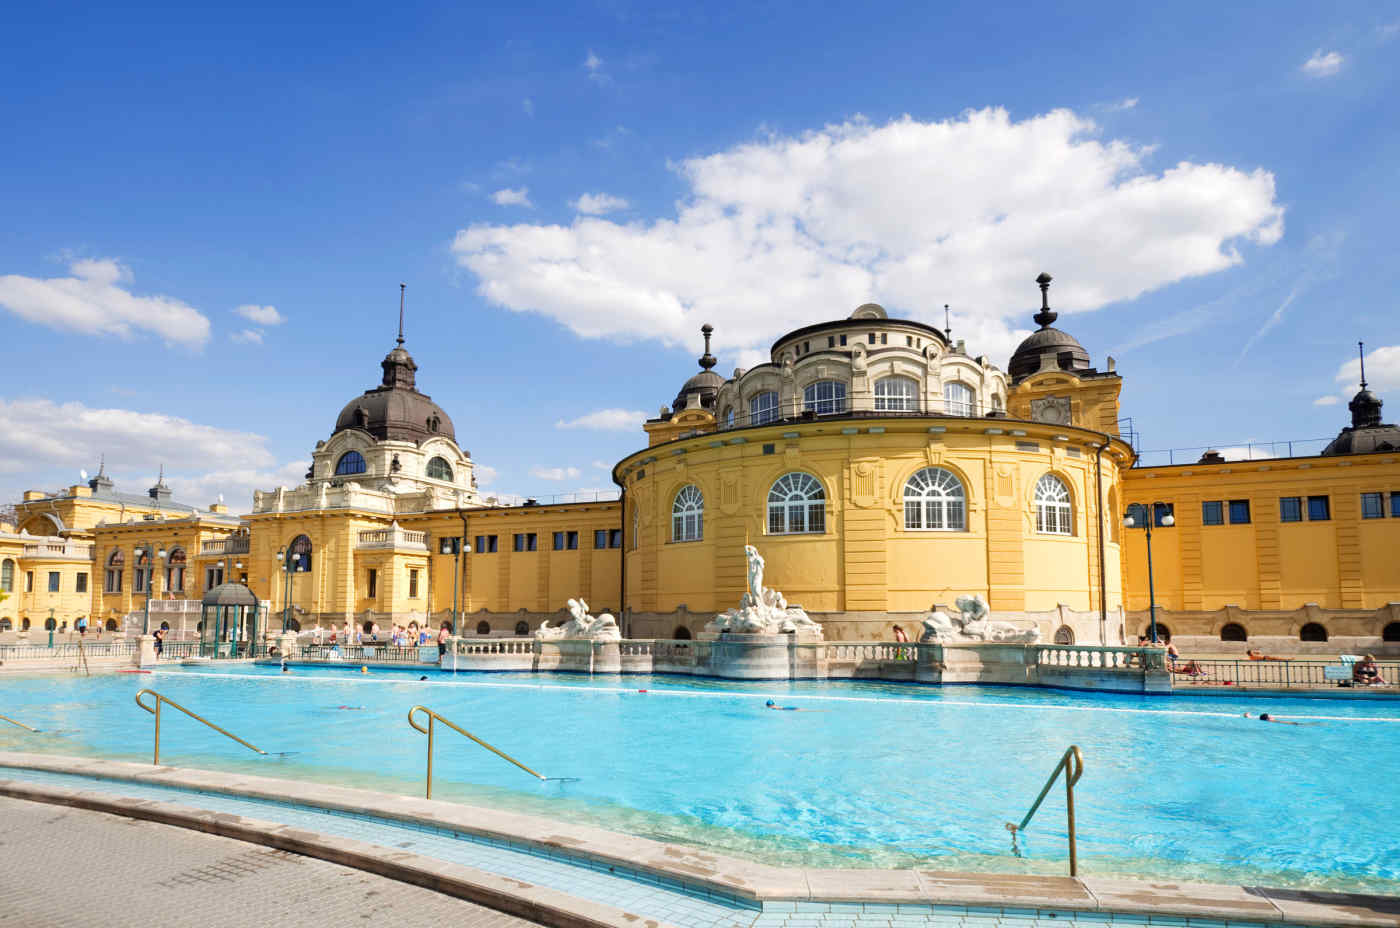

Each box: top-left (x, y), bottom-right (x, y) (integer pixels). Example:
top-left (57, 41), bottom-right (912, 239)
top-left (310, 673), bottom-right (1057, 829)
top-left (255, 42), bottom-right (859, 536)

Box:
top-left (1033, 272), bottom-right (1057, 328)
top-left (698, 323), bottom-right (716, 371)
top-left (397, 282), bottom-right (406, 346)
top-left (944, 304), bottom-right (952, 340)
top-left (1359, 340), bottom-right (1368, 389)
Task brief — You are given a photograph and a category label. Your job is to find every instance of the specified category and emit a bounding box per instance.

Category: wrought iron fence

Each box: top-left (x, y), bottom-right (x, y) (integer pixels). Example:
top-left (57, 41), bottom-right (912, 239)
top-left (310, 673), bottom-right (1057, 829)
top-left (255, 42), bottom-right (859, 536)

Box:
top-left (0, 641), bottom-right (138, 660)
top-left (1168, 658), bottom-right (1400, 688)
top-left (298, 644), bottom-right (437, 664)
top-left (710, 398), bottom-right (1017, 434)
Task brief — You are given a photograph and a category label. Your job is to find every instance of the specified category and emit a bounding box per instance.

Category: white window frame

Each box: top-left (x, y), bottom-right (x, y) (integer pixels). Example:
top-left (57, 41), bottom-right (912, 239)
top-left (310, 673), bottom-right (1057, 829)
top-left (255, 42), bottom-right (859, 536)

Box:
top-left (1034, 473), bottom-right (1073, 535)
top-left (672, 485), bottom-right (704, 542)
top-left (903, 467), bottom-right (966, 531)
top-left (874, 376), bottom-right (919, 412)
top-left (426, 456), bottom-right (453, 481)
top-left (942, 381), bottom-right (974, 417)
top-left (803, 380), bottom-right (847, 415)
top-left (749, 391), bottom-right (779, 425)
top-left (767, 473), bottom-right (826, 535)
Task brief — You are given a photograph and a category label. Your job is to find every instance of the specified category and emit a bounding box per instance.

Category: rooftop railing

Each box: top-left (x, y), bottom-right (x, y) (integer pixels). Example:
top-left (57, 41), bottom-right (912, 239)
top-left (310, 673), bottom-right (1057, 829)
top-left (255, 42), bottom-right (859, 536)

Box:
top-left (1130, 437), bottom-right (1333, 467)
top-left (704, 398), bottom-right (1017, 434)
top-left (356, 526), bottom-right (428, 550)
top-left (21, 541), bottom-right (93, 559)
top-left (199, 536), bottom-right (250, 556)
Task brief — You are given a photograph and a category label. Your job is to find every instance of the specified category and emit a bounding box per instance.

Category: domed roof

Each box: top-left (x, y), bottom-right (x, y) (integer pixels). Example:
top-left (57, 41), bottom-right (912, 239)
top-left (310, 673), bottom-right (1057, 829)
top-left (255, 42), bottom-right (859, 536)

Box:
top-left (1008, 273), bottom-right (1092, 382)
top-left (1322, 357), bottom-right (1400, 455)
top-left (333, 337), bottom-right (456, 444)
top-left (671, 324), bottom-right (723, 412)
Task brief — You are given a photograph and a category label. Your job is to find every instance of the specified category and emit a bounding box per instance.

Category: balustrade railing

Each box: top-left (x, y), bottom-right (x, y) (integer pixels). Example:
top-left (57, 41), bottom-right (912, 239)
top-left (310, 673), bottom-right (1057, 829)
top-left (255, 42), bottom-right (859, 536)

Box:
top-left (455, 638), bottom-right (534, 656)
top-left (199, 536), bottom-right (250, 556)
top-left (356, 527), bottom-right (428, 549)
top-left (822, 641), bottom-right (918, 662)
top-left (22, 541), bottom-right (93, 559)
top-left (1035, 644), bottom-right (1164, 671)
top-left (0, 641), bottom-right (139, 660)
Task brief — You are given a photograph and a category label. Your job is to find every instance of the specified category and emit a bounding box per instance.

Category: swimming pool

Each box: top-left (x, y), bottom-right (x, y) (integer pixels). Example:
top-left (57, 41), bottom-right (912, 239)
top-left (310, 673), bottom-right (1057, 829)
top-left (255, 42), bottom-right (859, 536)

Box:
top-left (2, 664), bottom-right (1397, 893)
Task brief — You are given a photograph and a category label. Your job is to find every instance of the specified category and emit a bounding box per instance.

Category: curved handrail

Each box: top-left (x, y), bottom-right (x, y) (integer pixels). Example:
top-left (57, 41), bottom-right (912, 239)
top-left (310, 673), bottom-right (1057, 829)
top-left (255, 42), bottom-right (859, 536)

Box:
top-left (407, 705), bottom-right (545, 798)
top-left (0, 713), bottom-right (40, 733)
top-left (134, 688), bottom-right (267, 765)
top-left (1005, 745), bottom-right (1085, 875)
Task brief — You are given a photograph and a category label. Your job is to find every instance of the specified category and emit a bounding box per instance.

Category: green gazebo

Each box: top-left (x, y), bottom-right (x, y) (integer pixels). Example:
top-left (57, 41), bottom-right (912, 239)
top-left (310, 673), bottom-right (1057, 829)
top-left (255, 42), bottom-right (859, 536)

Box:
top-left (200, 583), bottom-right (261, 658)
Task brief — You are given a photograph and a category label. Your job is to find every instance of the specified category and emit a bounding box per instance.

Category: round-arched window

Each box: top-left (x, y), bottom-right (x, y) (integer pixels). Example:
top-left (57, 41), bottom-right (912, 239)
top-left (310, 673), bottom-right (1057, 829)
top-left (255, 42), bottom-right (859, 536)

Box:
top-left (335, 451), bottom-right (367, 476)
top-left (514, 620), bottom-right (529, 636)
top-left (426, 456), bottom-right (453, 481)
top-left (903, 467), bottom-right (966, 531)
top-left (725, 408), bottom-right (735, 429)
top-left (1300, 622), bottom-right (1328, 642)
top-left (749, 391), bottom-right (779, 425)
top-left (476, 620), bottom-right (491, 635)
top-left (21, 618), bottom-right (31, 631)
top-left (767, 473), bottom-right (825, 534)
top-left (1034, 474), bottom-right (1073, 535)
top-left (288, 534), bottom-right (313, 574)
top-left (673, 625), bottom-right (692, 640)
top-left (1384, 622), bottom-right (1400, 642)
top-left (672, 485), bottom-right (704, 542)
top-left (1054, 625), bottom-right (1074, 645)
top-left (943, 381), bottom-right (974, 416)
top-left (0, 558), bottom-right (12, 593)
top-left (44, 617), bottom-right (56, 631)
top-left (0, 618), bottom-right (10, 631)
top-left (874, 376), bottom-right (918, 412)
top-left (803, 380), bottom-right (847, 415)
top-left (1143, 623), bottom-right (1171, 643)
top-left (105, 618), bottom-right (117, 631)
top-left (1221, 623), bottom-right (1248, 642)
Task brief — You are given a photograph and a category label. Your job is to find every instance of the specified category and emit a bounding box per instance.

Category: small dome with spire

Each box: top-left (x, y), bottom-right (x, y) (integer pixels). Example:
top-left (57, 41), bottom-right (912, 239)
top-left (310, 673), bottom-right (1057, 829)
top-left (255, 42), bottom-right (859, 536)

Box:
top-left (1323, 342), bottom-right (1400, 455)
top-left (1008, 272), bottom-right (1092, 382)
top-left (672, 324), bottom-right (724, 412)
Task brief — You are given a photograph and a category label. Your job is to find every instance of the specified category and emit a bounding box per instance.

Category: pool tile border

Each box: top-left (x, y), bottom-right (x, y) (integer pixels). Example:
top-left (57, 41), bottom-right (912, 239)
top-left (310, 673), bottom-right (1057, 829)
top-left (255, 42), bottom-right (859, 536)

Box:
top-left (1, 751), bottom-right (1398, 928)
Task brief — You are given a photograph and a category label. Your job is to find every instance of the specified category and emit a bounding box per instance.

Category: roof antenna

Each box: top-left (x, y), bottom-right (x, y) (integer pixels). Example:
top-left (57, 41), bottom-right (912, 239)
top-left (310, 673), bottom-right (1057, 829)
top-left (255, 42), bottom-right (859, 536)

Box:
top-left (397, 283), bottom-right (406, 346)
top-left (1359, 340), bottom-right (1367, 389)
top-left (943, 304), bottom-right (952, 340)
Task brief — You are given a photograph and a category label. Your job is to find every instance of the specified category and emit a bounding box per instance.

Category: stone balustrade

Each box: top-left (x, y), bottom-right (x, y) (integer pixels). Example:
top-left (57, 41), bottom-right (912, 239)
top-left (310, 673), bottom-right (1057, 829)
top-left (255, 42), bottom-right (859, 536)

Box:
top-left (356, 525), bottom-right (428, 550)
top-left (22, 541), bottom-right (93, 560)
top-left (199, 536), bottom-right (250, 556)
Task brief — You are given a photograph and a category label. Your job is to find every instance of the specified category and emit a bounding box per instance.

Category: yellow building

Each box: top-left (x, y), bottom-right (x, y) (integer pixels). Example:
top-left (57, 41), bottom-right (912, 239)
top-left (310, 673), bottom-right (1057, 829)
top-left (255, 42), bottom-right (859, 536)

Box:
top-left (6, 275), bottom-right (1399, 652)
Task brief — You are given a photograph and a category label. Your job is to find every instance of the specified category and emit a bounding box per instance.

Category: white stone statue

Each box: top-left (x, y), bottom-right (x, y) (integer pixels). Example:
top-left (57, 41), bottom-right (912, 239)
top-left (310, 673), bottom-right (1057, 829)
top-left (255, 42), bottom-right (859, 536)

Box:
top-left (704, 545), bottom-right (823, 637)
top-left (535, 598), bottom-right (620, 641)
top-left (919, 594), bottom-right (1040, 644)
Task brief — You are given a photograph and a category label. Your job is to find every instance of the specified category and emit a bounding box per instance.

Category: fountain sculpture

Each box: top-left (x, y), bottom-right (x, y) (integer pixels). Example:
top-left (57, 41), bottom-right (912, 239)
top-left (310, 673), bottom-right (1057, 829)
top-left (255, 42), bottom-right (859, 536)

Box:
top-left (704, 545), bottom-right (823, 637)
top-left (535, 598), bottom-right (622, 641)
top-left (919, 594), bottom-right (1040, 644)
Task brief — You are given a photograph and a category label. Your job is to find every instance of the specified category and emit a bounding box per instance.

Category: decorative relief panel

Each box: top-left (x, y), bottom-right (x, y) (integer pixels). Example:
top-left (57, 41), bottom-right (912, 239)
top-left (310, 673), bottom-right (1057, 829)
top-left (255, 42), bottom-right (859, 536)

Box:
top-left (720, 476), bottom-right (740, 514)
top-left (994, 466), bottom-right (1015, 507)
top-left (851, 459), bottom-right (879, 508)
top-left (1030, 395), bottom-right (1072, 426)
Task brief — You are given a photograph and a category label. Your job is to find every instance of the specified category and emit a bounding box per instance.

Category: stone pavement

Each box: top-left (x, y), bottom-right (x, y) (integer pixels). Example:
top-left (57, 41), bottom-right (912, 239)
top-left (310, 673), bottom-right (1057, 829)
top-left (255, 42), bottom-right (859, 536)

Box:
top-left (0, 795), bottom-right (547, 927)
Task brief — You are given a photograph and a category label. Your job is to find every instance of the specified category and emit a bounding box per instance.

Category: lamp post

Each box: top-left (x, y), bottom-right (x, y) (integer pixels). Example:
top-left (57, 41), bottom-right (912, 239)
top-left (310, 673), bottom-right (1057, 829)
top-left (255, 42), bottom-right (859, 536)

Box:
top-left (1124, 503), bottom-right (1174, 644)
top-left (443, 536), bottom-right (469, 635)
top-left (135, 544), bottom-right (168, 635)
top-left (276, 548), bottom-right (303, 632)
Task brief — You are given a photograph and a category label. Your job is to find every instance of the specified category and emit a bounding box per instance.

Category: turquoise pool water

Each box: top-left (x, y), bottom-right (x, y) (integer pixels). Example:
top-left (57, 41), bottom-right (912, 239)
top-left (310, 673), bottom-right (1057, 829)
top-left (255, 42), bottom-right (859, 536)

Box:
top-left (2, 664), bottom-right (1397, 892)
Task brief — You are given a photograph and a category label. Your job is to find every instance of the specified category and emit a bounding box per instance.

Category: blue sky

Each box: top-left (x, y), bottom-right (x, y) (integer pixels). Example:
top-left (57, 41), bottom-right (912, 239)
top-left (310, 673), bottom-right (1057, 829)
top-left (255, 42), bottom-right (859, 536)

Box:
top-left (2, 1), bottom-right (1397, 508)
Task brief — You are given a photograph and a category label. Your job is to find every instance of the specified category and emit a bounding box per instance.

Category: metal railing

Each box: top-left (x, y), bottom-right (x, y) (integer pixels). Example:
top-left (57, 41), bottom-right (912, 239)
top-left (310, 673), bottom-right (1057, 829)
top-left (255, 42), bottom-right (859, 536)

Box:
top-left (0, 642), bottom-right (139, 660)
top-left (1133, 437), bottom-right (1332, 468)
top-left (299, 644), bottom-right (435, 663)
top-left (1006, 745), bottom-right (1085, 876)
top-left (407, 705), bottom-right (546, 798)
top-left (1167, 658), bottom-right (1400, 688)
top-left (134, 689), bottom-right (268, 765)
top-left (0, 714), bottom-right (40, 733)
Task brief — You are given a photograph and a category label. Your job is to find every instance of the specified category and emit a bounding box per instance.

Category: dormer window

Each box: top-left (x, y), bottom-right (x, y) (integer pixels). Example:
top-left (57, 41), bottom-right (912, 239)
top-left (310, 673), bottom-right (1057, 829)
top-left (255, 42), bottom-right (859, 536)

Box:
top-left (426, 456), bottom-right (453, 481)
top-left (335, 451), bottom-right (367, 475)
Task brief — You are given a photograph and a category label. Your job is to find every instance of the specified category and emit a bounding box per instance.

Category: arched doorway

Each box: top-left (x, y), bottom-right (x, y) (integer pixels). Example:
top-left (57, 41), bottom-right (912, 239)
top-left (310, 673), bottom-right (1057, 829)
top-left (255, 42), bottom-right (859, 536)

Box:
top-left (1220, 623), bottom-right (1248, 641)
top-left (1053, 625), bottom-right (1074, 645)
top-left (476, 620), bottom-right (491, 636)
top-left (514, 621), bottom-right (529, 636)
top-left (1383, 622), bottom-right (1400, 642)
top-left (673, 625), bottom-right (693, 640)
top-left (1300, 622), bottom-right (1328, 642)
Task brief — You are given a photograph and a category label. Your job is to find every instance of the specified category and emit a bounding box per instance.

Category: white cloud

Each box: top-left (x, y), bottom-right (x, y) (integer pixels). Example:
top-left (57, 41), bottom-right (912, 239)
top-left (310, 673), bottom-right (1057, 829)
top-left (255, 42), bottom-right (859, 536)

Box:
top-left (591, 460), bottom-right (610, 470)
top-left (1103, 97), bottom-right (1139, 111)
top-left (1302, 50), bottom-right (1344, 77)
top-left (453, 108), bottom-right (1284, 363)
top-left (0, 397), bottom-right (287, 508)
top-left (1335, 344), bottom-right (1400, 396)
top-left (231, 328), bottom-right (263, 344)
top-left (572, 193), bottom-right (630, 215)
top-left (1313, 395), bottom-right (1340, 406)
top-left (530, 466), bottom-right (581, 481)
top-left (554, 408), bottom-right (647, 431)
top-left (234, 304), bottom-right (284, 326)
top-left (1213, 445), bottom-right (1277, 462)
top-left (584, 50), bottom-right (607, 84)
top-left (491, 187), bottom-right (533, 207)
top-left (522, 97), bottom-right (535, 116)
top-left (0, 258), bottom-right (210, 346)
top-left (475, 464), bottom-right (498, 487)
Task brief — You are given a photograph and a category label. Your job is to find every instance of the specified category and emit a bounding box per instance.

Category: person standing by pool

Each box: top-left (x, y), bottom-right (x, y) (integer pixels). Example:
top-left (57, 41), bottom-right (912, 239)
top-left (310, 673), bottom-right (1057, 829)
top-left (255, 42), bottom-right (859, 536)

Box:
top-left (1354, 654), bottom-right (1385, 686)
top-left (437, 623), bottom-right (450, 664)
top-left (892, 624), bottom-right (909, 660)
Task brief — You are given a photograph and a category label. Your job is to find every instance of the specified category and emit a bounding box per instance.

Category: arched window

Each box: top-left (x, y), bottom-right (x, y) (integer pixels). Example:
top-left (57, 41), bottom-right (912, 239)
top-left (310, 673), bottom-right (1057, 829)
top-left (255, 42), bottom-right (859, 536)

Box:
top-left (1143, 624), bottom-right (1171, 642)
top-left (288, 534), bottom-right (313, 574)
top-left (105, 549), bottom-right (124, 593)
top-left (426, 456), bottom-right (453, 481)
top-left (943, 381), bottom-right (973, 416)
top-left (514, 620), bottom-right (529, 636)
top-left (44, 617), bottom-right (56, 631)
top-left (1220, 623), bottom-right (1248, 642)
top-left (673, 625), bottom-right (692, 640)
top-left (672, 485), bottom-right (704, 542)
top-left (21, 618), bottom-right (30, 631)
top-left (1054, 625), bottom-right (1075, 645)
top-left (750, 391), bottom-right (779, 425)
top-left (767, 473), bottom-right (826, 534)
top-left (724, 408), bottom-right (735, 429)
top-left (1384, 622), bottom-right (1400, 642)
top-left (0, 558), bottom-right (12, 593)
top-left (0, 618), bottom-right (10, 631)
top-left (335, 451), bottom-right (367, 476)
top-left (165, 547), bottom-right (186, 593)
top-left (903, 468), bottom-right (966, 531)
top-left (1300, 622), bottom-right (1328, 642)
top-left (1034, 474), bottom-right (1073, 535)
top-left (286, 618), bottom-right (301, 632)
top-left (874, 376), bottom-right (918, 412)
top-left (803, 380), bottom-right (847, 415)
top-left (105, 618), bottom-right (117, 631)
top-left (476, 620), bottom-right (491, 635)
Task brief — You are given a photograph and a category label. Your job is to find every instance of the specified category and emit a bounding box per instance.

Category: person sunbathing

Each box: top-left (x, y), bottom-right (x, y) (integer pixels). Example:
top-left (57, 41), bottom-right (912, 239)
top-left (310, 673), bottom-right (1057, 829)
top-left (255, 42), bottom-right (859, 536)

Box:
top-left (1354, 654), bottom-right (1385, 686)
top-left (1246, 649), bottom-right (1285, 661)
top-left (1170, 660), bottom-right (1208, 677)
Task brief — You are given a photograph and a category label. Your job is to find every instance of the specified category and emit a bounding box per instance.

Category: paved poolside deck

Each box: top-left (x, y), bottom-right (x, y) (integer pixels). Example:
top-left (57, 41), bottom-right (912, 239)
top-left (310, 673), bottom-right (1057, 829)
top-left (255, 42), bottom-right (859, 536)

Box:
top-left (2, 752), bottom-right (1398, 928)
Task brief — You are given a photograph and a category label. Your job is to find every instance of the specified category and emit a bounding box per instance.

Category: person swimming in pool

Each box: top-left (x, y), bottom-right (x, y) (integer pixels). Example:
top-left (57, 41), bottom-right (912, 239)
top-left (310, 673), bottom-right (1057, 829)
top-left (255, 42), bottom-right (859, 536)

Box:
top-left (765, 699), bottom-right (800, 711)
top-left (1244, 711), bottom-right (1303, 725)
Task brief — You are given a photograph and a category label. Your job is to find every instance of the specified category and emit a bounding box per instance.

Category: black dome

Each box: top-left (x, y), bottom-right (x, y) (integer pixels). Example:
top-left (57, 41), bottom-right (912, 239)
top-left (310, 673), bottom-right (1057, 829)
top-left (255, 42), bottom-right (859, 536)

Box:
top-left (671, 323), bottom-right (723, 413)
top-left (1008, 273), bottom-right (1091, 382)
top-left (1322, 386), bottom-right (1399, 455)
top-left (333, 342), bottom-right (456, 443)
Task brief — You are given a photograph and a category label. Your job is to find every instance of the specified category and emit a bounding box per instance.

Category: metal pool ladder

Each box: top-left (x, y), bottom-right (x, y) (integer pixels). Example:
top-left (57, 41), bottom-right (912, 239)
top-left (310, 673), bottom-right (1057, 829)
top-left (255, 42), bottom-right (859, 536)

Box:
top-left (134, 689), bottom-right (268, 766)
top-left (0, 714), bottom-right (40, 733)
top-left (407, 705), bottom-right (546, 798)
top-left (1005, 745), bottom-right (1085, 875)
